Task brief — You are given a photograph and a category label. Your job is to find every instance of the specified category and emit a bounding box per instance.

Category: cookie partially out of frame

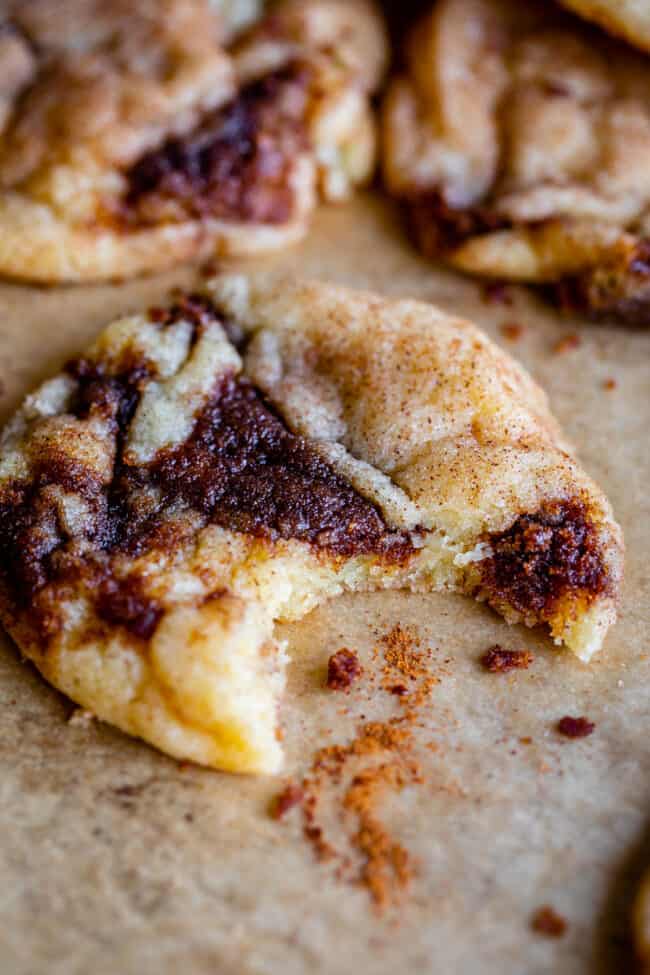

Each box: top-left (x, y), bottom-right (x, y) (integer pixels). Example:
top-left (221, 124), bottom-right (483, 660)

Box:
top-left (0, 0), bottom-right (387, 282)
top-left (0, 275), bottom-right (623, 772)
top-left (636, 869), bottom-right (650, 973)
top-left (214, 0), bottom-right (265, 41)
top-left (558, 0), bottom-right (650, 54)
top-left (382, 0), bottom-right (650, 325)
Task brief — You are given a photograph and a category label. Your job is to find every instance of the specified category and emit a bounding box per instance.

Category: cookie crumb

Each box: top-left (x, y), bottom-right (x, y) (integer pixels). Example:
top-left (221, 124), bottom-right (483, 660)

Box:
top-left (480, 645), bottom-right (534, 673)
top-left (68, 708), bottom-right (94, 727)
top-left (531, 905), bottom-right (567, 937)
top-left (543, 80), bottom-right (571, 97)
top-left (303, 820), bottom-right (336, 862)
top-left (482, 281), bottom-right (513, 305)
top-left (553, 333), bottom-right (581, 354)
top-left (603, 377), bottom-right (617, 391)
top-left (201, 259), bottom-right (220, 278)
top-left (500, 321), bottom-right (524, 342)
top-left (148, 306), bottom-right (168, 323)
top-left (557, 715), bottom-right (595, 738)
top-left (327, 648), bottom-right (362, 690)
top-left (271, 783), bottom-right (304, 819)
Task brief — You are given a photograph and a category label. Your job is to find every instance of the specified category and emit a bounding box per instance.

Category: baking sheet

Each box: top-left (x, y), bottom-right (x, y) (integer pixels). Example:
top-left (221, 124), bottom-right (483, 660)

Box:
top-left (0, 194), bottom-right (648, 975)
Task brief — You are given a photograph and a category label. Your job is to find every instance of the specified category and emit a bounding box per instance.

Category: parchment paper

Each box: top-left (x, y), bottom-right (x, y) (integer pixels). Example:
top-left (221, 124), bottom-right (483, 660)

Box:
top-left (0, 195), bottom-right (648, 975)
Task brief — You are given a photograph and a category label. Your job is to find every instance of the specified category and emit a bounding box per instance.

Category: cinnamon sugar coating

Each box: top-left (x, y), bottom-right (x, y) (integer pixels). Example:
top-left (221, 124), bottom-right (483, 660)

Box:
top-left (0, 275), bottom-right (623, 773)
top-left (382, 0), bottom-right (650, 323)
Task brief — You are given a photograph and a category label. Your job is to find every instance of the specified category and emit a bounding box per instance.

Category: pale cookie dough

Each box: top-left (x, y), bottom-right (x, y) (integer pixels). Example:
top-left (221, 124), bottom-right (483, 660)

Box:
top-left (0, 0), bottom-right (387, 281)
top-left (382, 0), bottom-right (650, 324)
top-left (0, 275), bottom-right (623, 772)
top-left (559, 0), bottom-right (650, 54)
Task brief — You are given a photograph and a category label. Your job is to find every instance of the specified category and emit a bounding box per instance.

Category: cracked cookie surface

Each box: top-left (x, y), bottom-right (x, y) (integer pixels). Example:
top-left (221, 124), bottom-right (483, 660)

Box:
top-left (0, 0), bottom-right (387, 281)
top-left (0, 274), bottom-right (623, 772)
top-left (382, 0), bottom-right (650, 324)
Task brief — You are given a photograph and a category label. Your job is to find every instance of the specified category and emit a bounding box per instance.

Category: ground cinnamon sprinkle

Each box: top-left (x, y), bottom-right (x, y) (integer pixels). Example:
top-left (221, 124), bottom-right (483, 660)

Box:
top-left (343, 761), bottom-right (419, 909)
top-left (379, 624), bottom-right (439, 712)
top-left (531, 905), bottom-right (567, 937)
top-left (301, 722), bottom-right (421, 909)
top-left (290, 624), bottom-right (439, 911)
top-left (270, 782), bottom-right (304, 819)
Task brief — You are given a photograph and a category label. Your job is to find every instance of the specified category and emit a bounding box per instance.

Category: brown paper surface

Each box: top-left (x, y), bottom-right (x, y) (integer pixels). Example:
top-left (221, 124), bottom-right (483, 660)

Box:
top-left (0, 195), bottom-right (648, 975)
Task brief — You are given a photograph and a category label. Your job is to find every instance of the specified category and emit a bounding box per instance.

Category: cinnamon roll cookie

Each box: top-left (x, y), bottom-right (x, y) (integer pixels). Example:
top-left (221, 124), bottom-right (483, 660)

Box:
top-left (0, 0), bottom-right (387, 281)
top-left (0, 274), bottom-right (623, 772)
top-left (382, 0), bottom-right (650, 324)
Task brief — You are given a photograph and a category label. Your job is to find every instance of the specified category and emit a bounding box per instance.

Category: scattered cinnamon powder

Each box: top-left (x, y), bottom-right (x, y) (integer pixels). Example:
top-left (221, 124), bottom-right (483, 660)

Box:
top-left (557, 715), bottom-right (595, 738)
top-left (271, 782), bottom-right (304, 819)
top-left (294, 625), bottom-right (439, 911)
top-left (379, 624), bottom-right (439, 712)
top-left (302, 789), bottom-right (336, 861)
top-left (480, 645), bottom-right (534, 673)
top-left (300, 721), bottom-right (421, 909)
top-left (343, 761), bottom-right (419, 908)
top-left (500, 321), bottom-right (524, 342)
top-left (553, 333), bottom-right (581, 354)
top-left (531, 905), bottom-right (567, 937)
top-left (327, 648), bottom-right (362, 690)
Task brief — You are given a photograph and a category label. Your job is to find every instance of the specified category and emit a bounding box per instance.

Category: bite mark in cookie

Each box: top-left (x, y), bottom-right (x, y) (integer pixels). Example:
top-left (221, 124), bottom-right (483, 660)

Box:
top-left (0, 275), bottom-right (623, 772)
top-left (0, 299), bottom-right (412, 646)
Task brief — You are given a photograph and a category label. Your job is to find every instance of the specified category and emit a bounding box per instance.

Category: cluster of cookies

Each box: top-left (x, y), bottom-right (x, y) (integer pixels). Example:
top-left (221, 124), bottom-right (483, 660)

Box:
top-left (383, 0), bottom-right (650, 325)
top-left (5, 0), bottom-right (650, 953)
top-left (2, 0), bottom-right (650, 326)
top-left (0, 4), bottom-right (636, 780)
top-left (0, 0), bottom-right (387, 279)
